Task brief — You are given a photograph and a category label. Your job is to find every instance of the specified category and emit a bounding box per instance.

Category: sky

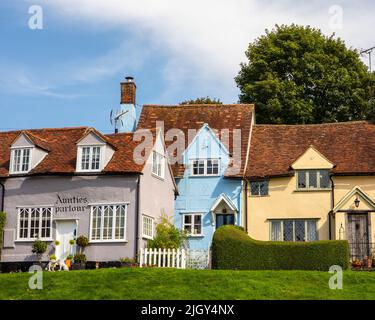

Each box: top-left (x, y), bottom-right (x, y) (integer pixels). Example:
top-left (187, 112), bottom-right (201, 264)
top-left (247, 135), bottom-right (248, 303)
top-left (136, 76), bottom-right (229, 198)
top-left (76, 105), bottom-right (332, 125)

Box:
top-left (0, 0), bottom-right (374, 133)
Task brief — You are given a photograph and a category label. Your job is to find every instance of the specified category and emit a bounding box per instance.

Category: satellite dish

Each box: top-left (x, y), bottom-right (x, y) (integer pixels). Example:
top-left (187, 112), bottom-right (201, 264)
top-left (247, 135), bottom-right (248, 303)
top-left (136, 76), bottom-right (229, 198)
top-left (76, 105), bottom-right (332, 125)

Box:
top-left (110, 109), bottom-right (129, 133)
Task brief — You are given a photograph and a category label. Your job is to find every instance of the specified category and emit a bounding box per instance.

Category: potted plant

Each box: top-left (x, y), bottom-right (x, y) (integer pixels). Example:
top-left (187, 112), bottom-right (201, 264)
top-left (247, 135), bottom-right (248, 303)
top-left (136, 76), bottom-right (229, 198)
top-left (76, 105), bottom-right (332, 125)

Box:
top-left (65, 254), bottom-right (73, 269)
top-left (76, 236), bottom-right (89, 254)
top-left (72, 253), bottom-right (87, 270)
top-left (32, 239), bottom-right (47, 266)
top-left (351, 259), bottom-right (362, 269)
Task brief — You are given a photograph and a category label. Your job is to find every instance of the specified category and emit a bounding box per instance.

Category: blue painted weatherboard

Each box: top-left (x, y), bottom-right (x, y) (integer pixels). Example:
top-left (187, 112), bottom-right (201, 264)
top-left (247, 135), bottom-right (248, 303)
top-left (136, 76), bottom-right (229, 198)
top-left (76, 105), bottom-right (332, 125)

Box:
top-left (174, 124), bottom-right (243, 250)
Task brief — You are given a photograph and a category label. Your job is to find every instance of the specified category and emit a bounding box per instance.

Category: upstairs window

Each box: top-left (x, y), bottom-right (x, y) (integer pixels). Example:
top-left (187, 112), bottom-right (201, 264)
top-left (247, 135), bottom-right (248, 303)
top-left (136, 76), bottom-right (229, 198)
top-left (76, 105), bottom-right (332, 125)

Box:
top-left (11, 148), bottom-right (32, 174)
top-left (152, 151), bottom-right (165, 179)
top-left (250, 181), bottom-right (269, 196)
top-left (297, 170), bottom-right (330, 190)
top-left (78, 146), bottom-right (102, 172)
top-left (191, 159), bottom-right (220, 176)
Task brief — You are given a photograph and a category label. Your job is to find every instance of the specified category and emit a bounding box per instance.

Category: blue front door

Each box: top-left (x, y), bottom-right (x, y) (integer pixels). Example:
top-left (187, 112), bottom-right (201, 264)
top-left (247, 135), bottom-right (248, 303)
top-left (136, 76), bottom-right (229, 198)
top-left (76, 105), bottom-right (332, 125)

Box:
top-left (216, 214), bottom-right (235, 229)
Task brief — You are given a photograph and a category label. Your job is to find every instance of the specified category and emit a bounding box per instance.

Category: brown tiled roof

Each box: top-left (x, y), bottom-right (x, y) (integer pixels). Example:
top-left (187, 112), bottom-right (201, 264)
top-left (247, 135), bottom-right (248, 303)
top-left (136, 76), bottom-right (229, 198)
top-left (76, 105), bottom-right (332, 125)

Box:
top-left (0, 127), bottom-right (146, 178)
top-left (246, 121), bottom-right (375, 178)
top-left (137, 104), bottom-right (255, 177)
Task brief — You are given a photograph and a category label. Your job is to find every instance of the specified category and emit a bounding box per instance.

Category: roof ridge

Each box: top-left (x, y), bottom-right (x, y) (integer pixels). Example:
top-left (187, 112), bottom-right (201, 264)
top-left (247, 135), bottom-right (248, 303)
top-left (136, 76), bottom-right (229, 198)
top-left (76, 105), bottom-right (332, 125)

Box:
top-left (143, 104), bottom-right (255, 108)
top-left (0, 126), bottom-right (89, 134)
top-left (254, 120), bottom-right (371, 128)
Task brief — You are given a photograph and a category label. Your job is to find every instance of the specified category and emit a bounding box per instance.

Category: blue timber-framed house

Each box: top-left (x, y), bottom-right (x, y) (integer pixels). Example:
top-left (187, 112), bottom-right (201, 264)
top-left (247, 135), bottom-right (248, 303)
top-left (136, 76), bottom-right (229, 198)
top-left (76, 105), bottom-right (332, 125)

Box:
top-left (137, 104), bottom-right (255, 249)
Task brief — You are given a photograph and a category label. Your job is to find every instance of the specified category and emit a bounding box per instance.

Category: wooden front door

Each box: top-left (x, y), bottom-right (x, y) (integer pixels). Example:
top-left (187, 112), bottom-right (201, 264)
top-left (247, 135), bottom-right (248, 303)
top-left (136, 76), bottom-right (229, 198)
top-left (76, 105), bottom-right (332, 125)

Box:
top-left (347, 213), bottom-right (370, 260)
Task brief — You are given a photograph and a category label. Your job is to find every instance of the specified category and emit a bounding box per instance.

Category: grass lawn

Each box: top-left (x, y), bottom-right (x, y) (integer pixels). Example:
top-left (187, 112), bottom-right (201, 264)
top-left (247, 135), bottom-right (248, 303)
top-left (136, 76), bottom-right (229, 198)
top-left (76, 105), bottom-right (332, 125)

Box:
top-left (0, 268), bottom-right (374, 300)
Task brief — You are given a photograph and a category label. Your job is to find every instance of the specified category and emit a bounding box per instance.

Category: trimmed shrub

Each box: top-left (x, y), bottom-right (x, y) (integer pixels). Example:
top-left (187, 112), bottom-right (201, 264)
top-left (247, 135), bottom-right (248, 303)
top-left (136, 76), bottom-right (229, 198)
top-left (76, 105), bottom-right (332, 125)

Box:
top-left (212, 225), bottom-right (350, 271)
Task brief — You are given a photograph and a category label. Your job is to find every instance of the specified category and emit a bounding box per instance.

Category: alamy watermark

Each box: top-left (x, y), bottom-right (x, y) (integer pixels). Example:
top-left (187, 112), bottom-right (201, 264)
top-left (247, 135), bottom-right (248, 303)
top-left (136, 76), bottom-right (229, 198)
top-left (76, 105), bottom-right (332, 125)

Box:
top-left (328, 5), bottom-right (344, 31)
top-left (328, 265), bottom-right (343, 290)
top-left (28, 5), bottom-right (43, 30)
top-left (28, 265), bottom-right (43, 290)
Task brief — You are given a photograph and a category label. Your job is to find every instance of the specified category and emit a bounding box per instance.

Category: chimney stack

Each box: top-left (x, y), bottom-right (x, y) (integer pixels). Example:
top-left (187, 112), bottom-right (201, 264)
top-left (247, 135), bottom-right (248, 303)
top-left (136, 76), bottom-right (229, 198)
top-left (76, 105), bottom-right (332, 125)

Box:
top-left (120, 76), bottom-right (136, 105)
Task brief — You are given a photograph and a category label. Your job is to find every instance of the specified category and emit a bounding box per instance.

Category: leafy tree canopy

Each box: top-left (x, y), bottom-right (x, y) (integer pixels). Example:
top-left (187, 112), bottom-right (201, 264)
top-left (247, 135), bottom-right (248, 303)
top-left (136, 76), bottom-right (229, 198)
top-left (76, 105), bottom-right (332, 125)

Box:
top-left (180, 97), bottom-right (222, 105)
top-left (235, 24), bottom-right (375, 124)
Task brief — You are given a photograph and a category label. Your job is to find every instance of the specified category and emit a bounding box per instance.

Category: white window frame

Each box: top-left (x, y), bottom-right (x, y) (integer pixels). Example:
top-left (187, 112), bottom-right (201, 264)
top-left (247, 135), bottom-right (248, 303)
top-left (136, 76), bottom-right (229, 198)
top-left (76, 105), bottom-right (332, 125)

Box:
top-left (10, 147), bottom-right (33, 174)
top-left (89, 203), bottom-right (128, 243)
top-left (296, 170), bottom-right (331, 191)
top-left (16, 206), bottom-right (53, 241)
top-left (152, 150), bottom-right (165, 179)
top-left (190, 158), bottom-right (220, 176)
top-left (142, 215), bottom-right (155, 240)
top-left (269, 219), bottom-right (318, 242)
top-left (77, 145), bottom-right (105, 173)
top-left (183, 213), bottom-right (203, 237)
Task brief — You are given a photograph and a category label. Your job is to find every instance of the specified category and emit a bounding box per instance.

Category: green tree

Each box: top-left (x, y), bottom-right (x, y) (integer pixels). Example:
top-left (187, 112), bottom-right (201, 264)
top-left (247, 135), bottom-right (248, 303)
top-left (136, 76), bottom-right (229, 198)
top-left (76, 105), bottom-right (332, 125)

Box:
top-left (180, 97), bottom-right (222, 105)
top-left (235, 24), bottom-right (375, 124)
top-left (148, 215), bottom-right (186, 249)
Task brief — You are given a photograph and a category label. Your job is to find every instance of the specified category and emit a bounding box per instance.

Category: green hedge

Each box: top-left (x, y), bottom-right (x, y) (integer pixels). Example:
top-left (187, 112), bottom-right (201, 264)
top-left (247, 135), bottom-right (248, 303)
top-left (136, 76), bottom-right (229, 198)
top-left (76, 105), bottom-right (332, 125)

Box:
top-left (212, 225), bottom-right (350, 271)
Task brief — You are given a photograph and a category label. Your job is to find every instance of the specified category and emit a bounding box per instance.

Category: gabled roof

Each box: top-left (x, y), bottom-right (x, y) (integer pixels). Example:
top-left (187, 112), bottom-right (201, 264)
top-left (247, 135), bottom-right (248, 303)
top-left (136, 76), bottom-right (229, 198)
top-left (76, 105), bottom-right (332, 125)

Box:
top-left (182, 123), bottom-right (230, 157)
top-left (0, 127), bottom-right (147, 177)
top-left (246, 121), bottom-right (375, 178)
top-left (333, 186), bottom-right (375, 212)
top-left (210, 193), bottom-right (238, 212)
top-left (137, 104), bottom-right (255, 178)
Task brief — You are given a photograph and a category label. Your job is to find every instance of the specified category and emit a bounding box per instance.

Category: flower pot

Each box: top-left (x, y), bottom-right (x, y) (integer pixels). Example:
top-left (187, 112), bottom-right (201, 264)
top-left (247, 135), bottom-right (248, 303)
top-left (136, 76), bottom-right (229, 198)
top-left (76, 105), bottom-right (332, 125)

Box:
top-left (65, 259), bottom-right (72, 269)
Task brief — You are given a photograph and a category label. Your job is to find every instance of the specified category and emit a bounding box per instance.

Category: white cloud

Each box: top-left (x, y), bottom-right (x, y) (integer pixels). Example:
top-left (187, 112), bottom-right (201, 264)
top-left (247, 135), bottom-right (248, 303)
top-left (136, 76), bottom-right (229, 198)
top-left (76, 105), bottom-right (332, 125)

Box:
top-left (32, 0), bottom-right (375, 102)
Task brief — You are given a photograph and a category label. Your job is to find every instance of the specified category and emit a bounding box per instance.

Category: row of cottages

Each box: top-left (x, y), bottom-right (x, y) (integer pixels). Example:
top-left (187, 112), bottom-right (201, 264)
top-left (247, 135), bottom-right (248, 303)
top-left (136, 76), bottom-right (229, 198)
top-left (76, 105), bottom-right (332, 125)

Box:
top-left (0, 80), bottom-right (177, 270)
top-left (1, 77), bottom-right (375, 268)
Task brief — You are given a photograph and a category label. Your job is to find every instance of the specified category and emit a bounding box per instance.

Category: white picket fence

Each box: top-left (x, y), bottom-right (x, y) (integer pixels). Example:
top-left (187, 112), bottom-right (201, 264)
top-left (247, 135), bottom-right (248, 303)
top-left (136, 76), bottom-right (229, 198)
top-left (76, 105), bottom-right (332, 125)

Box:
top-left (139, 248), bottom-right (186, 269)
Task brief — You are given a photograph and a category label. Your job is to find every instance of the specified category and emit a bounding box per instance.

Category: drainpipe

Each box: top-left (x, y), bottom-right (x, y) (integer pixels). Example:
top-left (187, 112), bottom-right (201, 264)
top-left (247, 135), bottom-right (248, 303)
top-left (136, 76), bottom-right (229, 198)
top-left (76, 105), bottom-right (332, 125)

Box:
top-left (0, 181), bottom-right (4, 212)
top-left (134, 175), bottom-right (141, 261)
top-left (329, 175), bottom-right (335, 240)
top-left (244, 179), bottom-right (248, 232)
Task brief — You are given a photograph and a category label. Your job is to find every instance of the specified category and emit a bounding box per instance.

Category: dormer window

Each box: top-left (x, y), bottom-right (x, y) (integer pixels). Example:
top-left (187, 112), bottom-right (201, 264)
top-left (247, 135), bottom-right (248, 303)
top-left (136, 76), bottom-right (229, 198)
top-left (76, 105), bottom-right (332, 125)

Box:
top-left (296, 170), bottom-right (330, 190)
top-left (10, 148), bottom-right (32, 174)
top-left (78, 146), bottom-right (103, 172)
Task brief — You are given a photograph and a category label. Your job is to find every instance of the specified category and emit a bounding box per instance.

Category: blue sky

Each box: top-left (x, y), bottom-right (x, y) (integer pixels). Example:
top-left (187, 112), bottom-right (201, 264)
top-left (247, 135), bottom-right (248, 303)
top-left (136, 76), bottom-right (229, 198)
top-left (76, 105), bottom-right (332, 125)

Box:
top-left (0, 0), bottom-right (374, 132)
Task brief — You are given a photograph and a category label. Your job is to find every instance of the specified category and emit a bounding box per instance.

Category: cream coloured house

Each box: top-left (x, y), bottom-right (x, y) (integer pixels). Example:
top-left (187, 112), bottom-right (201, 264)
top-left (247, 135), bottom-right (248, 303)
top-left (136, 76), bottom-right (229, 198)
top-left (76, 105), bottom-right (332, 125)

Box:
top-left (244, 121), bottom-right (375, 261)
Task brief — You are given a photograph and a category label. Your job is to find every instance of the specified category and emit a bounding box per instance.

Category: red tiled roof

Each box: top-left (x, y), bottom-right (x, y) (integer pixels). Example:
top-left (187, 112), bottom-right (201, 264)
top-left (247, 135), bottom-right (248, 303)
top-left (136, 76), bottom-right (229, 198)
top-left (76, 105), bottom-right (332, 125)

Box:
top-left (246, 121), bottom-right (375, 178)
top-left (137, 104), bottom-right (255, 177)
top-left (0, 127), bottom-right (146, 178)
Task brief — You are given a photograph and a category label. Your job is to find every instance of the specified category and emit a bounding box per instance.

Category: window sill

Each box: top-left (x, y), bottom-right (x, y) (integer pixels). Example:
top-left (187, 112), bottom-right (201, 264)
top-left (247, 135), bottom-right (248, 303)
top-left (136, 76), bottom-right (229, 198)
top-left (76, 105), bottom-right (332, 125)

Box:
top-left (294, 189), bottom-right (332, 192)
top-left (151, 173), bottom-right (165, 181)
top-left (15, 239), bottom-right (53, 243)
top-left (89, 240), bottom-right (128, 244)
top-left (186, 235), bottom-right (204, 238)
top-left (189, 175), bottom-right (221, 178)
top-left (142, 236), bottom-right (154, 241)
top-left (249, 195), bottom-right (270, 198)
